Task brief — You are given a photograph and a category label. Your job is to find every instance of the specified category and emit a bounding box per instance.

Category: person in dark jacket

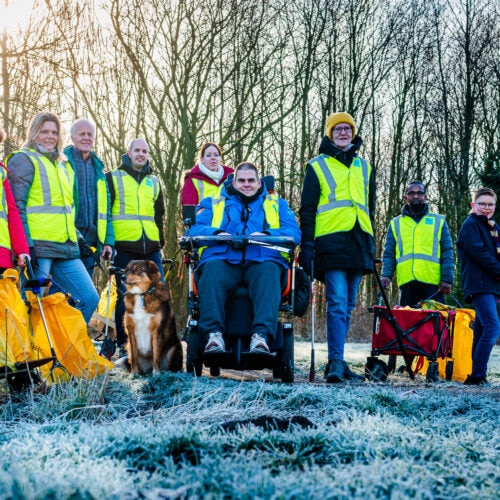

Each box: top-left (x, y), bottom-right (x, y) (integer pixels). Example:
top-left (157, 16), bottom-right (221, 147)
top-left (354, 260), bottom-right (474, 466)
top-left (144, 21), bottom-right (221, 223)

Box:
top-left (106, 139), bottom-right (166, 355)
top-left (457, 187), bottom-right (500, 385)
top-left (299, 111), bottom-right (375, 383)
top-left (191, 162), bottom-right (300, 354)
top-left (64, 118), bottom-right (114, 277)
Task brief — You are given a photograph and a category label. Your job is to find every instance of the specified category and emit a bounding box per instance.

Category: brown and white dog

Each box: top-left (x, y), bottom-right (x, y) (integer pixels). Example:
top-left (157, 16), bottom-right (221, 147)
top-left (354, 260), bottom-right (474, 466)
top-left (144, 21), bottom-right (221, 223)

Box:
top-left (122, 260), bottom-right (183, 374)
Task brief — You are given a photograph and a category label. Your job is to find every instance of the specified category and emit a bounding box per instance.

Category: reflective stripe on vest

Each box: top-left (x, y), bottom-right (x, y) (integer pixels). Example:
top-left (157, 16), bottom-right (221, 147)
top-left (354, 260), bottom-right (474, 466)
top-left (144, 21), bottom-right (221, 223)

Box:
top-left (14, 150), bottom-right (77, 243)
top-left (211, 193), bottom-right (280, 230)
top-left (0, 166), bottom-right (10, 252)
top-left (391, 213), bottom-right (445, 286)
top-left (96, 178), bottom-right (108, 245)
top-left (111, 170), bottom-right (160, 242)
top-left (192, 178), bottom-right (222, 204)
top-left (309, 154), bottom-right (373, 237)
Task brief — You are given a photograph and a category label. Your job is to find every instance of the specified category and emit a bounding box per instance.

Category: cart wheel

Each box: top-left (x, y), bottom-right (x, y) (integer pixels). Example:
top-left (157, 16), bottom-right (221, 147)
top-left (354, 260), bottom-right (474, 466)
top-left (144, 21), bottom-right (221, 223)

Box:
top-left (365, 357), bottom-right (388, 382)
top-left (426, 361), bottom-right (439, 383)
top-left (280, 326), bottom-right (294, 383)
top-left (210, 366), bottom-right (220, 377)
top-left (186, 328), bottom-right (203, 376)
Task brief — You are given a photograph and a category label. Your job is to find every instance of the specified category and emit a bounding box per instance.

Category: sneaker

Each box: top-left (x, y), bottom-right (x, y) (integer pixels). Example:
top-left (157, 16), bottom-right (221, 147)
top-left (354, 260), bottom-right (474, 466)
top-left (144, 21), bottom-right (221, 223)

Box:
top-left (464, 375), bottom-right (488, 386)
top-left (250, 333), bottom-right (270, 354)
top-left (205, 332), bottom-right (225, 353)
top-left (343, 361), bottom-right (365, 381)
top-left (325, 358), bottom-right (345, 383)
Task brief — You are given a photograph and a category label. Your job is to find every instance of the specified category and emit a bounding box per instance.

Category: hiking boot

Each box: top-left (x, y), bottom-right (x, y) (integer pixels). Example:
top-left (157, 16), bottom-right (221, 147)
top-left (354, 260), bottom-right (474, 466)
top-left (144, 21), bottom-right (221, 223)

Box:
top-left (344, 361), bottom-right (365, 381)
top-left (464, 375), bottom-right (488, 386)
top-left (205, 332), bottom-right (225, 353)
top-left (250, 333), bottom-right (270, 353)
top-left (325, 358), bottom-right (345, 383)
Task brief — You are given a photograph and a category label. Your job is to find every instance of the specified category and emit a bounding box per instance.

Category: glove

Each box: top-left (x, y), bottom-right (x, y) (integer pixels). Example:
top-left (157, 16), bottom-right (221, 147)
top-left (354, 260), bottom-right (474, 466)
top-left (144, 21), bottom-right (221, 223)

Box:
top-left (298, 242), bottom-right (315, 278)
top-left (28, 247), bottom-right (39, 270)
top-left (78, 238), bottom-right (95, 259)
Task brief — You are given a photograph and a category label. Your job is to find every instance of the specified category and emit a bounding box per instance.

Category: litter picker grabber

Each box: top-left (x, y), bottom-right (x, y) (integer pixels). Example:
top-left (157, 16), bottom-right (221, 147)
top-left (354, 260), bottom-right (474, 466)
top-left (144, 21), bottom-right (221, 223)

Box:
top-left (99, 264), bottom-right (117, 361)
top-left (24, 259), bottom-right (68, 381)
top-left (372, 258), bottom-right (415, 379)
top-left (308, 259), bottom-right (316, 382)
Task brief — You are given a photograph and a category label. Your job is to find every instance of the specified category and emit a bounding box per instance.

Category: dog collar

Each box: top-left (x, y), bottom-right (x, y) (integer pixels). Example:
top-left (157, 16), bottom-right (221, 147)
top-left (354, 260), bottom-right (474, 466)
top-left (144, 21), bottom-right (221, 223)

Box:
top-left (126, 286), bottom-right (156, 307)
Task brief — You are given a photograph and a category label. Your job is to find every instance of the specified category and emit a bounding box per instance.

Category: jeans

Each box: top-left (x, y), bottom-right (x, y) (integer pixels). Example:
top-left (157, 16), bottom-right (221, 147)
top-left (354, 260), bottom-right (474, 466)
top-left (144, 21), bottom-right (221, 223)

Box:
top-left (470, 293), bottom-right (500, 379)
top-left (324, 269), bottom-right (363, 361)
top-left (33, 258), bottom-right (99, 324)
top-left (113, 250), bottom-right (164, 347)
top-left (197, 260), bottom-right (282, 340)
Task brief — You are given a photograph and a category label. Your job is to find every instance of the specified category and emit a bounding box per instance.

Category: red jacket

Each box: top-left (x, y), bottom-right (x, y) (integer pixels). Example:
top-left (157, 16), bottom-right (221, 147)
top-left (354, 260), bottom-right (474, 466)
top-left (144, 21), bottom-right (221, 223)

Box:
top-left (181, 164), bottom-right (233, 206)
top-left (0, 163), bottom-right (29, 268)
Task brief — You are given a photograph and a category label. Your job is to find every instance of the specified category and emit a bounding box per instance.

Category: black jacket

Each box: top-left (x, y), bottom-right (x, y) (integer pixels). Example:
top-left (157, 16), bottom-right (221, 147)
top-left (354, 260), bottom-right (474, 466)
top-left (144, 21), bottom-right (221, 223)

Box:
top-left (106, 154), bottom-right (165, 255)
top-left (299, 135), bottom-right (376, 281)
top-left (457, 213), bottom-right (500, 301)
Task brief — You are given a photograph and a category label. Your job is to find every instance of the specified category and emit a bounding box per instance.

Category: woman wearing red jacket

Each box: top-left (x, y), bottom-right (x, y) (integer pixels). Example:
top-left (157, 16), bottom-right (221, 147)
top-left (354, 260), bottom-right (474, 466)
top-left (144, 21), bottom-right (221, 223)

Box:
top-left (0, 128), bottom-right (30, 272)
top-left (181, 142), bottom-right (233, 208)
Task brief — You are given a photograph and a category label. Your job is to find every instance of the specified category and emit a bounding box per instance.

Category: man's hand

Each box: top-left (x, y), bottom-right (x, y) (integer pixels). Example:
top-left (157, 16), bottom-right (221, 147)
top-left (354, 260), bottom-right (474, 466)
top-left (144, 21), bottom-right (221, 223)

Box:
top-left (101, 245), bottom-right (113, 261)
top-left (298, 242), bottom-right (315, 278)
top-left (438, 281), bottom-right (452, 295)
top-left (380, 277), bottom-right (391, 289)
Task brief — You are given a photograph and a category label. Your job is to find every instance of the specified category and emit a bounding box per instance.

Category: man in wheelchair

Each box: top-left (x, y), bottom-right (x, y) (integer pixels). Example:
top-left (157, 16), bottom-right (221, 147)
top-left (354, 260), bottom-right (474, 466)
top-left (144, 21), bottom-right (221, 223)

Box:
top-left (190, 162), bottom-right (301, 355)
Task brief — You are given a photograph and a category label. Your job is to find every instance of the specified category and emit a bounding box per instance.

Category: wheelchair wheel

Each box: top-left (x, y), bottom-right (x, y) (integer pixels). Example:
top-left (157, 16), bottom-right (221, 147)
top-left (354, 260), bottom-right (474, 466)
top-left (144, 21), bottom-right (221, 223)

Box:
top-left (365, 357), bottom-right (388, 382)
top-left (186, 328), bottom-right (203, 377)
top-left (280, 326), bottom-right (294, 383)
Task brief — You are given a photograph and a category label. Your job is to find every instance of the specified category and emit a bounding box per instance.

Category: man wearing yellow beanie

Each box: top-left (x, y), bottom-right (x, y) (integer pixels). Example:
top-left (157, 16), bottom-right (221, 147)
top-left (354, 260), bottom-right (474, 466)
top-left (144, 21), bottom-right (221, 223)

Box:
top-left (299, 111), bottom-right (375, 383)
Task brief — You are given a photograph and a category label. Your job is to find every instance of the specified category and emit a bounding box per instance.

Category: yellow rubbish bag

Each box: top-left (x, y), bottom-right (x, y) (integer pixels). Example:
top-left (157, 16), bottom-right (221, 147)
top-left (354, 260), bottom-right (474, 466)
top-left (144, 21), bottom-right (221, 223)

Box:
top-left (27, 291), bottom-right (113, 383)
top-left (97, 275), bottom-right (116, 321)
top-left (0, 269), bottom-right (31, 369)
top-left (415, 300), bottom-right (474, 382)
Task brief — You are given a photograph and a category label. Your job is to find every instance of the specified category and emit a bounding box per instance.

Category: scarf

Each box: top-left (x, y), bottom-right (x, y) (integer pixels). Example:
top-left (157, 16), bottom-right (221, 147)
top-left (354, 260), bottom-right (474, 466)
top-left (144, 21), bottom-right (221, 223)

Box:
top-left (487, 219), bottom-right (500, 260)
top-left (199, 162), bottom-right (224, 183)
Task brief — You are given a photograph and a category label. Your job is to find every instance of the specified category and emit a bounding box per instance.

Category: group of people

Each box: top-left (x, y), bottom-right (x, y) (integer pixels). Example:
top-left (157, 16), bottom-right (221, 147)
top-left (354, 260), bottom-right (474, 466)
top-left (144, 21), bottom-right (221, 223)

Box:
top-left (0, 110), bottom-right (498, 386)
top-left (0, 112), bottom-right (166, 362)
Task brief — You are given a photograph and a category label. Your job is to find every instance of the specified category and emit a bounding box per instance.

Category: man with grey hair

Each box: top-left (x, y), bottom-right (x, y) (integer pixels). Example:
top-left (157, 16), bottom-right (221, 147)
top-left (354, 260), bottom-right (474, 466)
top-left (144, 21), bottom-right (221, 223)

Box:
top-left (64, 118), bottom-right (114, 276)
top-left (106, 138), bottom-right (166, 356)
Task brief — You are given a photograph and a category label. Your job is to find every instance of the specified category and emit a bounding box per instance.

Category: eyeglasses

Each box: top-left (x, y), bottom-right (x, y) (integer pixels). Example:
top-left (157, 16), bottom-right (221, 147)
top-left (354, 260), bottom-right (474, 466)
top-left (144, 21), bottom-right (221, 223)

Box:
top-left (475, 202), bottom-right (496, 208)
top-left (406, 190), bottom-right (425, 196)
top-left (332, 126), bottom-right (352, 134)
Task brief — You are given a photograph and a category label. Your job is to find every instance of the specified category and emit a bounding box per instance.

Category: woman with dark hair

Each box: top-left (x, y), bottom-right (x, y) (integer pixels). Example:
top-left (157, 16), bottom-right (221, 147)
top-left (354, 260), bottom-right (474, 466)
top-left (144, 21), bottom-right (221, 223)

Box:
top-left (6, 112), bottom-right (99, 323)
top-left (0, 128), bottom-right (30, 272)
top-left (457, 187), bottom-right (500, 385)
top-left (181, 142), bottom-right (233, 207)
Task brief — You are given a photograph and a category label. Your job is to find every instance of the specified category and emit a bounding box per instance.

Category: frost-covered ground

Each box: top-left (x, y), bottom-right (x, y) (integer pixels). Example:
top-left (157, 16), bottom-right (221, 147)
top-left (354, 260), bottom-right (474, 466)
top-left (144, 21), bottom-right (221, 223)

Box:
top-left (0, 342), bottom-right (498, 499)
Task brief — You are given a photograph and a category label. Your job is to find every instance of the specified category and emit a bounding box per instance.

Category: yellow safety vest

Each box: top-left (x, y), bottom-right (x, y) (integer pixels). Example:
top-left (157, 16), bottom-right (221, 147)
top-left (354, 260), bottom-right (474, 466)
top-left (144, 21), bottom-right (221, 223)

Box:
top-left (191, 178), bottom-right (221, 204)
top-left (309, 154), bottom-right (373, 237)
top-left (211, 192), bottom-right (280, 229)
top-left (391, 213), bottom-right (445, 286)
top-left (9, 150), bottom-right (77, 244)
top-left (111, 170), bottom-right (160, 242)
top-left (0, 166), bottom-right (10, 252)
top-left (96, 177), bottom-right (108, 245)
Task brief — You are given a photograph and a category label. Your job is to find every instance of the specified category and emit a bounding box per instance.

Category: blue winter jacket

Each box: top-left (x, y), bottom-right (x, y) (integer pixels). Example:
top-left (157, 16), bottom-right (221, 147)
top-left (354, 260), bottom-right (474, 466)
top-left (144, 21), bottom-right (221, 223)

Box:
top-left (457, 213), bottom-right (500, 301)
top-left (190, 179), bottom-right (301, 268)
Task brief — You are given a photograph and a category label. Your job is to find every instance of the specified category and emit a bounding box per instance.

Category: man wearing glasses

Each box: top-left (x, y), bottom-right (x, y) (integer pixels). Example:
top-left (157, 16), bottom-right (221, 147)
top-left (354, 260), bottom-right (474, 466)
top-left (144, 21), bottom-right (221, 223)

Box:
top-left (381, 180), bottom-right (454, 307)
top-left (299, 111), bottom-right (375, 383)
